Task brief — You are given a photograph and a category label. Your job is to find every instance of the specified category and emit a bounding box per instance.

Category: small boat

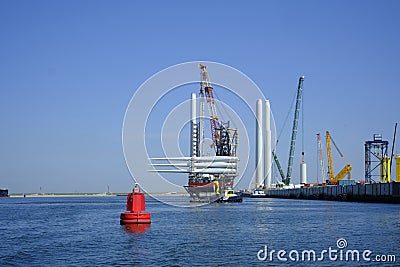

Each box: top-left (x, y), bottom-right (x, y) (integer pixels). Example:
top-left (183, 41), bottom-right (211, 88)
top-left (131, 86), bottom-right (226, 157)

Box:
top-left (216, 189), bottom-right (243, 203)
top-left (250, 189), bottom-right (267, 198)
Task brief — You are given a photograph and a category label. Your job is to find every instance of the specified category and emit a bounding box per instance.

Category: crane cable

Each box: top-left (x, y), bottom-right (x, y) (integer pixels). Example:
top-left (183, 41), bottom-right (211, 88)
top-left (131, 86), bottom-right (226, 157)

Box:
top-left (213, 89), bottom-right (235, 128)
top-left (275, 90), bottom-right (297, 149)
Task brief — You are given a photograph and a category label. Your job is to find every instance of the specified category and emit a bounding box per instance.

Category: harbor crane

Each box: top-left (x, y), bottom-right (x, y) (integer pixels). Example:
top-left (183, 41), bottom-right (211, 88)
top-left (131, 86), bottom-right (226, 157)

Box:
top-left (326, 131), bottom-right (352, 184)
top-left (273, 76), bottom-right (304, 186)
top-left (199, 64), bottom-right (238, 157)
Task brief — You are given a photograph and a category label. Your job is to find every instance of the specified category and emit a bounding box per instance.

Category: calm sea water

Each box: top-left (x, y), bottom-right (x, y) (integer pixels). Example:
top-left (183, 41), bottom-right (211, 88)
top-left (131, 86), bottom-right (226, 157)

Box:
top-left (0, 196), bottom-right (399, 266)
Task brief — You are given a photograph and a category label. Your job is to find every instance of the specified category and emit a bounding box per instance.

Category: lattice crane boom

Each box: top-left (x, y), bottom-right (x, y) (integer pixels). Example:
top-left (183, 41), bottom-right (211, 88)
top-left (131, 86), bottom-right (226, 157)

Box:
top-left (284, 76), bottom-right (304, 185)
top-left (326, 131), bottom-right (352, 183)
top-left (317, 133), bottom-right (327, 183)
top-left (326, 131), bottom-right (335, 181)
top-left (273, 151), bottom-right (285, 181)
top-left (199, 64), bottom-right (219, 146)
top-left (198, 64), bottom-right (234, 156)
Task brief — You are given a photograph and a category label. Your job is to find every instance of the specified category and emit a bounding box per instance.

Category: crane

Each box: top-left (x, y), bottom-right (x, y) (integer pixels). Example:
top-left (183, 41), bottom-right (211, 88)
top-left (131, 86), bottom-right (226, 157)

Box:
top-left (326, 131), bottom-right (352, 184)
top-left (316, 133), bottom-right (326, 183)
top-left (272, 150), bottom-right (285, 182)
top-left (199, 64), bottom-right (237, 157)
top-left (284, 76), bottom-right (304, 185)
top-left (272, 77), bottom-right (304, 186)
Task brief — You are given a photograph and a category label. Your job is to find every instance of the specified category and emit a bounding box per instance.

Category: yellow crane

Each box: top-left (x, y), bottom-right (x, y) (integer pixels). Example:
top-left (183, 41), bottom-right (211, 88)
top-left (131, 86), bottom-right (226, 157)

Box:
top-left (326, 131), bottom-right (352, 184)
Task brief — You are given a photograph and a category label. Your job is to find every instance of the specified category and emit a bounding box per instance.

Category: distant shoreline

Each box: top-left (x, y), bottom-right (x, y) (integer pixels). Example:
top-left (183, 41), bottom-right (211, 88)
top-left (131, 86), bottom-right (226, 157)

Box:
top-left (9, 192), bottom-right (189, 197)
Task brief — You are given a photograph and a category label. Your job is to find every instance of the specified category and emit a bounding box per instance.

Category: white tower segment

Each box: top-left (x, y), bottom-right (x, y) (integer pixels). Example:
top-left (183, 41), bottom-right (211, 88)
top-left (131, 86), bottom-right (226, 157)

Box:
top-left (264, 100), bottom-right (272, 188)
top-left (300, 162), bottom-right (307, 184)
top-left (256, 99), bottom-right (264, 188)
top-left (191, 93), bottom-right (197, 158)
top-left (198, 87), bottom-right (205, 156)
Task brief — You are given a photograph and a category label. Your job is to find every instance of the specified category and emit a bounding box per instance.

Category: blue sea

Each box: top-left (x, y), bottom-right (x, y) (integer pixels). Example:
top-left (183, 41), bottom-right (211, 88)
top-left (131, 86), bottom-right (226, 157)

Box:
top-left (0, 196), bottom-right (399, 266)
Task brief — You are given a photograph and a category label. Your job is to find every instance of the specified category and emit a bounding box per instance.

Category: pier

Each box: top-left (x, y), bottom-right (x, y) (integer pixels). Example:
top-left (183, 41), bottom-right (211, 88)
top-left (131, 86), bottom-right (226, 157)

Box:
top-left (264, 182), bottom-right (400, 203)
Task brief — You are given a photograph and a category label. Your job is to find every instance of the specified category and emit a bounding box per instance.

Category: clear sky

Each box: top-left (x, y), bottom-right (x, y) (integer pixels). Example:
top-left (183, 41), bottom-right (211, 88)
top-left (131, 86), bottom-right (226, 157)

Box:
top-left (0, 0), bottom-right (399, 193)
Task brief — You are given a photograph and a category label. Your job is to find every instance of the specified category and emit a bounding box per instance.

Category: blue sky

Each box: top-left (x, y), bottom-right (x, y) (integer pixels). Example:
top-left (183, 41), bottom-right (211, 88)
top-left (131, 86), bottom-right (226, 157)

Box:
top-left (0, 0), bottom-right (399, 193)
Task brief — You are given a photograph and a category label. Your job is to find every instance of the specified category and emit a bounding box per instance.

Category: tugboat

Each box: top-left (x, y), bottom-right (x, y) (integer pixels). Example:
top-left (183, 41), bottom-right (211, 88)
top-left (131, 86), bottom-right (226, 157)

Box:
top-left (216, 189), bottom-right (243, 203)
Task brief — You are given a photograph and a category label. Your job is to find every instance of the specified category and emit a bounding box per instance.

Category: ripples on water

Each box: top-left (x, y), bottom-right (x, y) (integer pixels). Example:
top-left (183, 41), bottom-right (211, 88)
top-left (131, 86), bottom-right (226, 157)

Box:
top-left (0, 196), bottom-right (399, 266)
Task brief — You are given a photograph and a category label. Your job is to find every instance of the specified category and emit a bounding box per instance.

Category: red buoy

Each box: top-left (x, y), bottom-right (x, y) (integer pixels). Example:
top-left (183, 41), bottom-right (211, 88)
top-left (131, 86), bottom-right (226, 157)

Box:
top-left (120, 183), bottom-right (151, 225)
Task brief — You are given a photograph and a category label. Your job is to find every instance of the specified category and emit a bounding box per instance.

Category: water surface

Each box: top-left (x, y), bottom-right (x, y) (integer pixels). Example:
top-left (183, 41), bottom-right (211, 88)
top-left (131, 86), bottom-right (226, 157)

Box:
top-left (0, 196), bottom-right (398, 266)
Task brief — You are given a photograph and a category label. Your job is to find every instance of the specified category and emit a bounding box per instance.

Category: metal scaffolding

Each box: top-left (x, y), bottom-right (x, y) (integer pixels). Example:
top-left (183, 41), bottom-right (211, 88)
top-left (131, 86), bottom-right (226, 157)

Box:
top-left (365, 134), bottom-right (389, 183)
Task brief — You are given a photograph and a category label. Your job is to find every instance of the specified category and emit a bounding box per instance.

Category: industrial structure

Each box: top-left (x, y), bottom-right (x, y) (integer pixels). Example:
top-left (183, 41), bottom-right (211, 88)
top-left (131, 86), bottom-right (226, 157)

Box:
top-left (250, 76), bottom-right (399, 203)
top-left (396, 154), bottom-right (400, 182)
top-left (364, 134), bottom-right (390, 183)
top-left (261, 130), bottom-right (400, 204)
top-left (251, 76), bottom-right (305, 199)
top-left (148, 65), bottom-right (400, 204)
top-left (149, 65), bottom-right (239, 202)
top-left (250, 74), bottom-right (398, 203)
top-left (325, 131), bottom-right (352, 184)
top-left (269, 76), bottom-right (305, 187)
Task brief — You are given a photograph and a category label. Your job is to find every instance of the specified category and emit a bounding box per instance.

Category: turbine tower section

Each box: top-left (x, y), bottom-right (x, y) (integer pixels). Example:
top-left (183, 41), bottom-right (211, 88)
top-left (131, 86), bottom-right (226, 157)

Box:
top-left (264, 100), bottom-right (272, 189)
top-left (190, 93), bottom-right (198, 158)
top-left (255, 99), bottom-right (264, 188)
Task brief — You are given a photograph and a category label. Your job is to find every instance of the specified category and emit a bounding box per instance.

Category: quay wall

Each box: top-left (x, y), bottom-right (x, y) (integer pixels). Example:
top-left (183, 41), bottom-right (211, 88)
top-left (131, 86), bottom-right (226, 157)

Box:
top-left (265, 182), bottom-right (400, 203)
